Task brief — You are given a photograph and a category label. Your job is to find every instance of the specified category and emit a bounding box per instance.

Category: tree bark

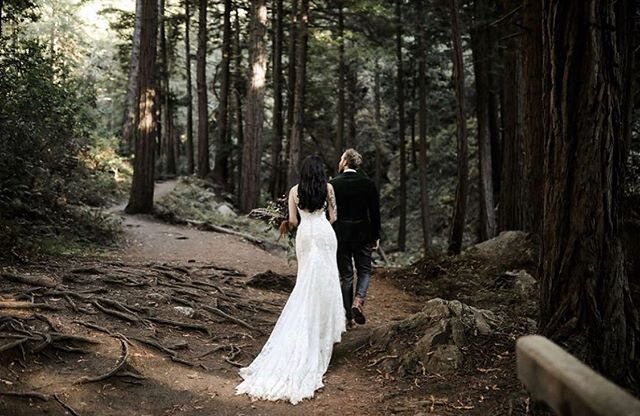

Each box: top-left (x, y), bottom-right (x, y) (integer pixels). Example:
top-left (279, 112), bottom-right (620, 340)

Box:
top-left (232, 8), bottom-right (244, 194)
top-left (184, 0), bottom-right (195, 175)
top-left (213, 0), bottom-right (232, 189)
top-left (269, 0), bottom-right (285, 199)
top-left (447, 0), bottom-right (469, 254)
top-left (239, 0), bottom-right (268, 212)
top-left (498, 1), bottom-right (525, 231)
top-left (126, 0), bottom-right (158, 214)
top-left (335, 1), bottom-right (345, 166)
top-left (374, 59), bottom-right (382, 191)
top-left (287, 0), bottom-right (309, 188)
top-left (196, 0), bottom-right (209, 178)
top-left (521, 0), bottom-right (543, 238)
top-left (540, 0), bottom-right (638, 384)
top-left (120, 0), bottom-right (143, 155)
top-left (346, 63), bottom-right (357, 148)
top-left (159, 0), bottom-right (176, 176)
top-left (416, 0), bottom-right (431, 253)
top-left (471, 0), bottom-right (497, 241)
top-left (284, 0), bottom-right (298, 180)
top-left (396, 0), bottom-right (407, 252)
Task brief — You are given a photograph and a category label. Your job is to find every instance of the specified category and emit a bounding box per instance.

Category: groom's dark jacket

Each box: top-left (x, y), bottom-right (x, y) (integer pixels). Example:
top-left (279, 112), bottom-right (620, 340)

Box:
top-left (329, 170), bottom-right (381, 243)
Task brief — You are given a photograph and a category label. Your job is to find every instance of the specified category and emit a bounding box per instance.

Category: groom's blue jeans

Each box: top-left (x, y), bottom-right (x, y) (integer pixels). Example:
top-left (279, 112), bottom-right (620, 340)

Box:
top-left (337, 240), bottom-right (373, 319)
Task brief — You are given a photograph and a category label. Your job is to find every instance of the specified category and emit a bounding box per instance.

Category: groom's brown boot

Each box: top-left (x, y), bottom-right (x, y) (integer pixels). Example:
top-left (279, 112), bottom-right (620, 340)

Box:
top-left (351, 297), bottom-right (366, 325)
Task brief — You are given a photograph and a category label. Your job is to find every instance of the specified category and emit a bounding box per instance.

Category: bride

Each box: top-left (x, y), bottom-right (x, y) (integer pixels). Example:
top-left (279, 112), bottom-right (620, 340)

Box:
top-left (235, 155), bottom-right (346, 405)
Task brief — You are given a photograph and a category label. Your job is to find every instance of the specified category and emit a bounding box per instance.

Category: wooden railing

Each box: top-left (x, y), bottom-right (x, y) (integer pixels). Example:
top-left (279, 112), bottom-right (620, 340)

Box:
top-left (516, 335), bottom-right (640, 416)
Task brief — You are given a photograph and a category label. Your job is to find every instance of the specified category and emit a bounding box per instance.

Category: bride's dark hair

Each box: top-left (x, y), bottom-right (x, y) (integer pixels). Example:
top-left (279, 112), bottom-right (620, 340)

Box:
top-left (298, 155), bottom-right (328, 211)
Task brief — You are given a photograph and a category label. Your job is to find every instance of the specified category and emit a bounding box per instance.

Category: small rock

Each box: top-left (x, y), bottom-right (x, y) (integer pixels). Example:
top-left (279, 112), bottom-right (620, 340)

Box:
top-left (173, 306), bottom-right (195, 318)
top-left (216, 204), bottom-right (237, 218)
top-left (512, 270), bottom-right (537, 295)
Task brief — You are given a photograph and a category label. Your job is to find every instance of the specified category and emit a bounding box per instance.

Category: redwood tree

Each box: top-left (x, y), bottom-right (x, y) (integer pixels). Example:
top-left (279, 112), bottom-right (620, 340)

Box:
top-left (540, 0), bottom-right (638, 383)
top-left (196, 0), bottom-right (209, 178)
top-left (184, 0), bottom-right (194, 175)
top-left (447, 0), bottom-right (469, 254)
top-left (213, 0), bottom-right (232, 189)
top-left (395, 0), bottom-right (407, 252)
top-left (120, 0), bottom-right (143, 155)
top-left (416, 0), bottom-right (431, 253)
top-left (269, 0), bottom-right (285, 198)
top-left (126, 0), bottom-right (158, 214)
top-left (286, 0), bottom-right (309, 188)
top-left (471, 0), bottom-right (497, 241)
top-left (239, 0), bottom-right (268, 212)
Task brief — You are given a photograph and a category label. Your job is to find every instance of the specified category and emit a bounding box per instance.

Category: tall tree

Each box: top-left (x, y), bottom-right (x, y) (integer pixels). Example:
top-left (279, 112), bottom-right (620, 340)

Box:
top-left (471, 0), bottom-right (497, 240)
top-left (269, 0), bottom-right (285, 198)
top-left (287, 0), bottom-right (309, 187)
top-left (395, 0), bottom-right (407, 252)
top-left (159, 0), bottom-right (176, 175)
top-left (540, 0), bottom-right (638, 383)
top-left (184, 0), bottom-right (195, 175)
top-left (213, 0), bottom-right (232, 189)
top-left (374, 59), bottom-right (382, 191)
top-left (521, 0), bottom-right (543, 238)
top-left (498, 2), bottom-right (525, 231)
top-left (232, 7), bottom-right (244, 192)
top-left (335, 1), bottom-right (346, 165)
top-left (196, 0), bottom-right (209, 178)
top-left (447, 0), bottom-right (469, 254)
top-left (239, 0), bottom-right (268, 212)
top-left (126, 0), bottom-right (158, 214)
top-left (416, 0), bottom-right (431, 253)
top-left (346, 62), bottom-right (357, 148)
top-left (120, 0), bottom-right (143, 155)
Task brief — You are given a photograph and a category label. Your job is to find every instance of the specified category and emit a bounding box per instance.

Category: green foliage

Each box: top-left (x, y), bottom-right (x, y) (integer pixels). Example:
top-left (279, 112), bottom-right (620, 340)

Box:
top-left (0, 37), bottom-right (123, 258)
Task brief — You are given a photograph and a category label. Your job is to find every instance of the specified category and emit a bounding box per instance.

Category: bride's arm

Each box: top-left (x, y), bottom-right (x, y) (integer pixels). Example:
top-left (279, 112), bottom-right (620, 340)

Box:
top-left (327, 184), bottom-right (337, 224)
top-left (288, 186), bottom-right (299, 227)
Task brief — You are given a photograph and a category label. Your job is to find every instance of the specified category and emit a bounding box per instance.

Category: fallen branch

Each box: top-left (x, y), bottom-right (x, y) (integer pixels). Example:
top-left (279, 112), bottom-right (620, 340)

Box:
top-left (367, 354), bottom-right (399, 368)
top-left (0, 272), bottom-right (57, 288)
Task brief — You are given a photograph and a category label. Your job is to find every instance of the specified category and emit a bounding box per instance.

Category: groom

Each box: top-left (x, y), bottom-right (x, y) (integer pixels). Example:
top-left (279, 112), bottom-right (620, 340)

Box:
top-left (330, 149), bottom-right (381, 327)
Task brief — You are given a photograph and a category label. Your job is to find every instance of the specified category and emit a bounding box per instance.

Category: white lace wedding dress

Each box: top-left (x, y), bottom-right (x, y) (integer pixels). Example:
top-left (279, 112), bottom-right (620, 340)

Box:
top-left (235, 185), bottom-right (346, 405)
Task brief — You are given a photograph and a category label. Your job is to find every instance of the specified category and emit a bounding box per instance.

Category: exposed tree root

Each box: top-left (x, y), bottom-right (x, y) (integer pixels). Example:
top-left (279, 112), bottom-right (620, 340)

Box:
top-left (77, 335), bottom-right (130, 384)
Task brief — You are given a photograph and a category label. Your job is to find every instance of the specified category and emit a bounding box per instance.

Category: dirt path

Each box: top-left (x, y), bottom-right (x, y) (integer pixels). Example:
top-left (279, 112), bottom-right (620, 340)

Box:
top-left (0, 181), bottom-right (423, 416)
top-left (110, 180), bottom-right (291, 276)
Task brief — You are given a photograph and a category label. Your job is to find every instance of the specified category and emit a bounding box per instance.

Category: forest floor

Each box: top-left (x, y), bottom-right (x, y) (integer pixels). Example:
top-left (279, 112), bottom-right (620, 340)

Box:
top-left (0, 181), bottom-right (537, 416)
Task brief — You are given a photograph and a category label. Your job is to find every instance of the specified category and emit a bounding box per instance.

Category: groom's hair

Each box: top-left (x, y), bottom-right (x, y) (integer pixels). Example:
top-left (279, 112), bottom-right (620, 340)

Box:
top-left (342, 148), bottom-right (363, 169)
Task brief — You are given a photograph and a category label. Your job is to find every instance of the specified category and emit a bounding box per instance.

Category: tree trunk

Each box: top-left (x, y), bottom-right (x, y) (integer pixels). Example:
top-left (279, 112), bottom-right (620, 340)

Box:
top-left (196, 0), bottom-right (209, 178)
top-left (374, 59), bottom-right (382, 191)
top-left (416, 0), bottom-right (431, 254)
top-left (126, 0), bottom-right (158, 214)
top-left (396, 0), bottom-right (407, 252)
top-left (184, 0), bottom-right (195, 175)
top-left (335, 1), bottom-right (345, 166)
top-left (239, 0), bottom-right (268, 212)
top-left (346, 63), bottom-right (357, 148)
top-left (471, 0), bottom-right (497, 241)
top-left (270, 0), bottom-right (285, 199)
top-left (540, 0), bottom-right (638, 384)
top-left (498, 1), bottom-right (525, 231)
top-left (159, 0), bottom-right (176, 176)
top-left (447, 0), bottom-right (469, 254)
top-left (232, 8), bottom-right (244, 195)
top-left (213, 0), bottom-right (232, 189)
top-left (286, 0), bottom-right (309, 188)
top-left (521, 0), bottom-right (543, 238)
top-left (120, 0), bottom-right (143, 155)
